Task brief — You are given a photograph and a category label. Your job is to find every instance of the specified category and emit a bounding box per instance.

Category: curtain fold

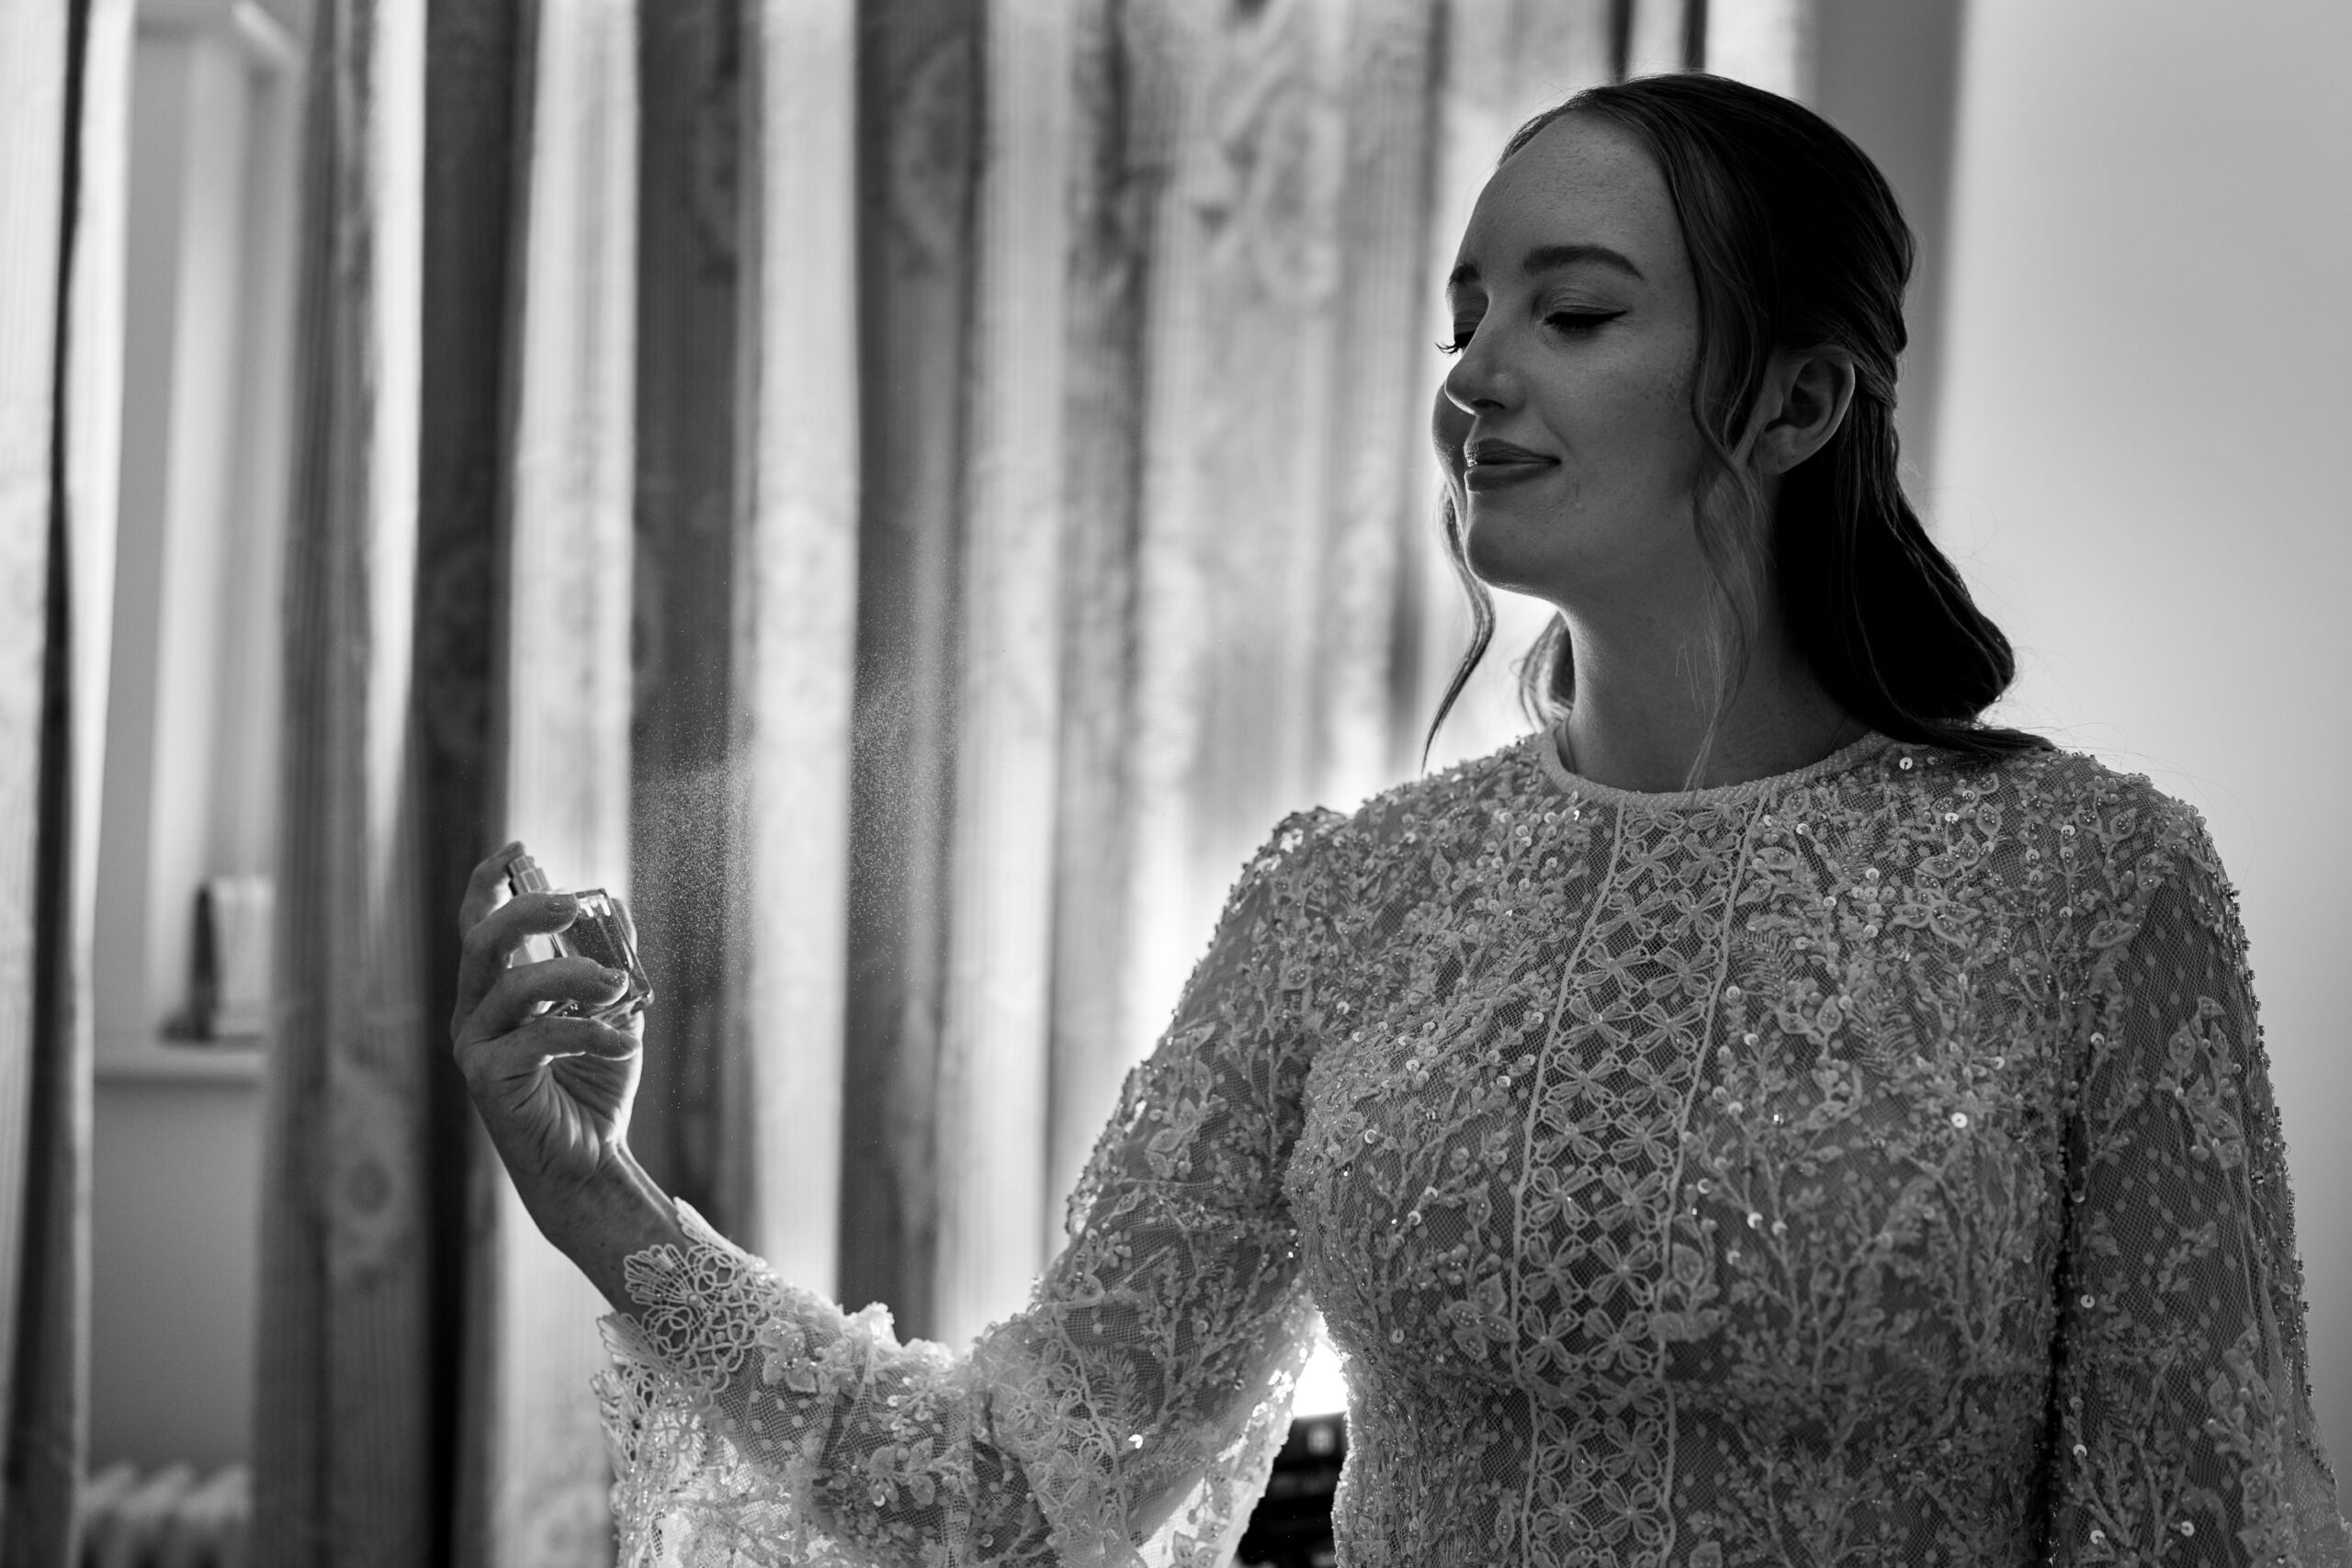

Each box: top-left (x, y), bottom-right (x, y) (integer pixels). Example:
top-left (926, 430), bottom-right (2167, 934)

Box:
top-left (1041, 0), bottom-right (1453, 1312)
top-left (0, 1), bottom-right (130, 1561)
top-left (626, 0), bottom-right (745, 1251)
top-left (1109, 0), bottom-right (1446, 1145)
top-left (250, 0), bottom-right (437, 1562)
top-left (258, 0), bottom-right (645, 1562)
top-left (932, 0), bottom-right (1077, 1348)
top-left (414, 0), bottom-right (529, 1547)
top-left (469, 0), bottom-right (642, 1561)
top-left (1043, 0), bottom-right (1166, 1246)
top-left (732, 0), bottom-right (858, 1295)
top-left (836, 0), bottom-right (982, 1344)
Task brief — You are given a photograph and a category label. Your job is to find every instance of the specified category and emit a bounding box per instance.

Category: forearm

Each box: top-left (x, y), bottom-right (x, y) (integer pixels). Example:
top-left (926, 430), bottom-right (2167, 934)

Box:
top-left (591, 1198), bottom-right (1072, 1568)
top-left (517, 1145), bottom-right (688, 1320)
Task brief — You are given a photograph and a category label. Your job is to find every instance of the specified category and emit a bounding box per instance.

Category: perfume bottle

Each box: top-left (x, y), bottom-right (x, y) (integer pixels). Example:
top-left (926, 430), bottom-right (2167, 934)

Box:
top-left (505, 852), bottom-right (653, 1028)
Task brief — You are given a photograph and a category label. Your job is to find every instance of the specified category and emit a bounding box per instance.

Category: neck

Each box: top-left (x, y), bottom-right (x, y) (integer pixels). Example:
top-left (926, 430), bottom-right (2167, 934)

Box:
top-left (1555, 610), bottom-right (1865, 795)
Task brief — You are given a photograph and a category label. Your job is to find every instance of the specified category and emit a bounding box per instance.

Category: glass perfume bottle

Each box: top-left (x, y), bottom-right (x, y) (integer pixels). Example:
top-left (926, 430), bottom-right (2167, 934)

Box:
top-left (505, 852), bottom-right (653, 1028)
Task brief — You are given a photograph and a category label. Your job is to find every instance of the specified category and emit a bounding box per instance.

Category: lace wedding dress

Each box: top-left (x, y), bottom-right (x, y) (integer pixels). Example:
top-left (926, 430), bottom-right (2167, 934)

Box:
top-left (595, 727), bottom-right (2351, 1566)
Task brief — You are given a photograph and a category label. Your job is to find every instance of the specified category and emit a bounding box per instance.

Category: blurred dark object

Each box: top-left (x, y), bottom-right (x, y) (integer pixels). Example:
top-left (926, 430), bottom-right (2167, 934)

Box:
top-left (1237, 1413), bottom-right (1345, 1568)
top-left (167, 875), bottom-right (273, 1042)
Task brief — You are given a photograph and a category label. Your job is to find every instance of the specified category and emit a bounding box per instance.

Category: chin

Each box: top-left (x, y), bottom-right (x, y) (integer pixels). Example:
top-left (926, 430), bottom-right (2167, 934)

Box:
top-left (1461, 509), bottom-right (1556, 596)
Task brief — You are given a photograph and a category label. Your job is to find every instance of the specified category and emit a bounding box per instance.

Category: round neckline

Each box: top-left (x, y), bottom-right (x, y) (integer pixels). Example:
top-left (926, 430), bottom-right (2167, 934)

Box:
top-left (1529, 720), bottom-right (1899, 809)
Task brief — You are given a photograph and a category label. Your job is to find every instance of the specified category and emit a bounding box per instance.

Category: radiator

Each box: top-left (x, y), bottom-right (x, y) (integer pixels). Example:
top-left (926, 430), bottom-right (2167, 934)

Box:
top-left (79, 1463), bottom-right (248, 1568)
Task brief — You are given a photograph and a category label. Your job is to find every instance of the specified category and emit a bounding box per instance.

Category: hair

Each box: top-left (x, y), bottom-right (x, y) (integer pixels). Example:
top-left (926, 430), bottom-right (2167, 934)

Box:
top-left (1419, 71), bottom-right (2052, 786)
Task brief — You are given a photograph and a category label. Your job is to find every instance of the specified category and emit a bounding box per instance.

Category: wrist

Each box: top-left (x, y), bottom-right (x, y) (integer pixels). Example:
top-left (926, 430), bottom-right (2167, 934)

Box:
top-left (525, 1147), bottom-right (689, 1317)
top-left (594, 1146), bottom-right (684, 1252)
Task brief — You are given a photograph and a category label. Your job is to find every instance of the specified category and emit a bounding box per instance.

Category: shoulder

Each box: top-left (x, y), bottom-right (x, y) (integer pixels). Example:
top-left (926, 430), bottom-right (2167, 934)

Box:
top-left (1234, 734), bottom-right (1535, 927)
top-left (1946, 738), bottom-right (2242, 969)
top-left (1936, 737), bottom-right (2214, 870)
top-left (1338, 730), bottom-right (1536, 848)
top-left (1254, 733), bottom-right (1533, 869)
top-left (1236, 805), bottom-right (1352, 901)
top-left (2027, 744), bottom-right (2221, 880)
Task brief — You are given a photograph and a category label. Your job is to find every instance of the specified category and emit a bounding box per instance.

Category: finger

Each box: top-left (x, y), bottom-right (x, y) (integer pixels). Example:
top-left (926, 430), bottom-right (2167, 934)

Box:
top-left (532, 1015), bottom-right (639, 1061)
top-left (573, 999), bottom-right (648, 1040)
top-left (463, 953), bottom-right (631, 1043)
top-left (458, 840), bottom-right (528, 935)
top-left (458, 1014), bottom-right (639, 1088)
top-left (453, 889), bottom-right (586, 1027)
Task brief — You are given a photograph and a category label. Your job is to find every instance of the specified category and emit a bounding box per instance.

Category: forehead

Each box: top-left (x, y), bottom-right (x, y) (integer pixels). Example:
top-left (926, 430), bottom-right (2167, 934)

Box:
top-left (1451, 115), bottom-right (1685, 287)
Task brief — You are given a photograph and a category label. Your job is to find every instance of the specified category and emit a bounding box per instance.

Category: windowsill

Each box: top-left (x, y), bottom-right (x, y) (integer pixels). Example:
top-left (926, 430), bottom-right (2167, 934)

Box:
top-left (95, 1037), bottom-right (265, 1084)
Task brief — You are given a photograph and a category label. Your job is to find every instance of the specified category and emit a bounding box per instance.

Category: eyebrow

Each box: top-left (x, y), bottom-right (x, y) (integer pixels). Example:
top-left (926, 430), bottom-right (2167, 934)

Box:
top-left (1447, 243), bottom-right (1645, 295)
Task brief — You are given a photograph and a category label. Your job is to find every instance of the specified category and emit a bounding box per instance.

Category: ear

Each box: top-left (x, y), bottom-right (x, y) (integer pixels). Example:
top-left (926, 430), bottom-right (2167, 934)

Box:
top-left (1747, 348), bottom-right (1857, 477)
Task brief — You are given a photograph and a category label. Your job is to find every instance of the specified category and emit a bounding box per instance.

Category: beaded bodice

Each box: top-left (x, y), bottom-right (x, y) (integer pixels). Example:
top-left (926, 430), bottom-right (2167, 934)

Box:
top-left (595, 728), bottom-right (2349, 1566)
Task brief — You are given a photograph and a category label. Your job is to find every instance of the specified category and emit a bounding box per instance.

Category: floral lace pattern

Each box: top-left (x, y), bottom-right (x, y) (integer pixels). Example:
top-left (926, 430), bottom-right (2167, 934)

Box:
top-left (597, 728), bottom-right (2350, 1565)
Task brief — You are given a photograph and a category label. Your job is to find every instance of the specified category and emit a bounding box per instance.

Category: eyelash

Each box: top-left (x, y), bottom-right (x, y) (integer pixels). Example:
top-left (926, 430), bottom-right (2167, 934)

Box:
top-left (1436, 311), bottom-right (1623, 355)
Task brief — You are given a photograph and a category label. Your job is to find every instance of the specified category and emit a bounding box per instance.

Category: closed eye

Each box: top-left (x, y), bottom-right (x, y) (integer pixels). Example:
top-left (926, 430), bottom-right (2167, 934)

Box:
top-left (1545, 310), bottom-right (1623, 334)
top-left (1437, 310), bottom-right (1624, 355)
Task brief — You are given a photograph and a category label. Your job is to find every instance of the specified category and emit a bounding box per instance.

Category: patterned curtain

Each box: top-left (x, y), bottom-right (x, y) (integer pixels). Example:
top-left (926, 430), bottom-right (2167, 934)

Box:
top-left (248, 0), bottom-right (661, 1562)
top-left (0, 0), bottom-right (1804, 1561)
top-left (0, 2), bottom-right (132, 1562)
top-left (827, 0), bottom-right (1456, 1356)
top-left (233, 1), bottom-right (1798, 1565)
top-left (472, 0), bottom-right (643, 1557)
top-left (249, 0), bottom-right (858, 1562)
top-left (248, 0), bottom-right (439, 1561)
top-left (827, 0), bottom-right (1819, 1365)
top-left (865, 0), bottom-right (1807, 1352)
top-left (0, 0), bottom-right (1803, 1561)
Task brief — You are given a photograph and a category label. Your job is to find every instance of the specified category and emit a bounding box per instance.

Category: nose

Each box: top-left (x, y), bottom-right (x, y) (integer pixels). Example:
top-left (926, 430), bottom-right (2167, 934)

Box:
top-left (1441, 323), bottom-right (1515, 417)
top-left (1434, 324), bottom-right (1511, 471)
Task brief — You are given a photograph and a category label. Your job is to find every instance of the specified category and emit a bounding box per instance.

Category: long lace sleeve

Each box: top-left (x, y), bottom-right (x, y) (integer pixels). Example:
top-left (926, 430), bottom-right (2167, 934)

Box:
top-left (593, 810), bottom-right (1340, 1567)
top-left (2047, 807), bottom-right (2350, 1565)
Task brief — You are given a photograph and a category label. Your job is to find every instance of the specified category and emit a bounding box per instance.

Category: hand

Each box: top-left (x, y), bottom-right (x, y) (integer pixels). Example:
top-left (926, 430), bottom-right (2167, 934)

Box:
top-left (450, 841), bottom-right (642, 1215)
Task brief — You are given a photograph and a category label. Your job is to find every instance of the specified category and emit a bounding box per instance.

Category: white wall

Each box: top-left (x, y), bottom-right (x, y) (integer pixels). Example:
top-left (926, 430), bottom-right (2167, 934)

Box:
top-left (1937, 0), bottom-right (2352, 1467)
top-left (90, 0), bottom-right (302, 1470)
top-left (91, 1077), bottom-right (263, 1468)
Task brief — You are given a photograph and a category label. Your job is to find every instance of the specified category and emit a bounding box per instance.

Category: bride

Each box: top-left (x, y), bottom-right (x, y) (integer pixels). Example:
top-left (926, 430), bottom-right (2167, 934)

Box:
top-left (448, 71), bottom-right (2349, 1567)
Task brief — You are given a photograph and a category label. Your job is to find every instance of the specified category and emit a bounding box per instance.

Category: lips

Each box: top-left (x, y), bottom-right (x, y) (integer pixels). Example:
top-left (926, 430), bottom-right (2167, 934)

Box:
top-left (1464, 438), bottom-right (1557, 491)
top-left (1468, 438), bottom-right (1553, 466)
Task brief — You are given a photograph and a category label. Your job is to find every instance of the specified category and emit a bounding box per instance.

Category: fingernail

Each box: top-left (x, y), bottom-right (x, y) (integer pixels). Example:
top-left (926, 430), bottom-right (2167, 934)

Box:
top-left (601, 966), bottom-right (628, 987)
top-left (548, 893), bottom-right (575, 911)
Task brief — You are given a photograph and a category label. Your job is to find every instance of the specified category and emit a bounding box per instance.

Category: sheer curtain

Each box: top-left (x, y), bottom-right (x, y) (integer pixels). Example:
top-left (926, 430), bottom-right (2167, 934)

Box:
top-left (0, 2), bottom-right (132, 1562)
top-left (243, 1), bottom-right (856, 1561)
top-left (0, 0), bottom-right (1801, 1561)
top-left (247, 1), bottom-right (662, 1561)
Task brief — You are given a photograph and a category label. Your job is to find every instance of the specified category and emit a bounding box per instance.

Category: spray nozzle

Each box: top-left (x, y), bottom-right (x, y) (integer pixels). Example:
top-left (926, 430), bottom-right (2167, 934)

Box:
top-left (507, 852), bottom-right (553, 896)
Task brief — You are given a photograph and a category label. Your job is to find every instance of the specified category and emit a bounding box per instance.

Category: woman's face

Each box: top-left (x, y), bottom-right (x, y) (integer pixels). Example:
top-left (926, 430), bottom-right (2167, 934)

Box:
top-left (1433, 115), bottom-right (1713, 614)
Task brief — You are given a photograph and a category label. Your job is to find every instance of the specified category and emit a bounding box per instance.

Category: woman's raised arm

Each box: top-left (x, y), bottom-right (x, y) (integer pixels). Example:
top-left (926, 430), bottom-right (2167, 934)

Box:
top-left (447, 842), bottom-right (690, 1316)
top-left (452, 813), bottom-right (1346, 1566)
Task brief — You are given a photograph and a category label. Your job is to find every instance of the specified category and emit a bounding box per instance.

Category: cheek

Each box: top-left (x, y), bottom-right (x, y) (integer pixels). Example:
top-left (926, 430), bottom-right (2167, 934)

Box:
top-left (1610, 358), bottom-right (1710, 491)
